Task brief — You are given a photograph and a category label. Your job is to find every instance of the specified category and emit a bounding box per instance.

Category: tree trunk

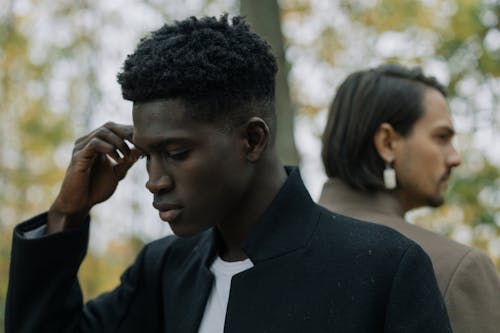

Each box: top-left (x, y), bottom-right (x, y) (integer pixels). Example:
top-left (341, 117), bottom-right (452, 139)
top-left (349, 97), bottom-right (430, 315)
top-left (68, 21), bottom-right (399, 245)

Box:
top-left (240, 0), bottom-right (300, 165)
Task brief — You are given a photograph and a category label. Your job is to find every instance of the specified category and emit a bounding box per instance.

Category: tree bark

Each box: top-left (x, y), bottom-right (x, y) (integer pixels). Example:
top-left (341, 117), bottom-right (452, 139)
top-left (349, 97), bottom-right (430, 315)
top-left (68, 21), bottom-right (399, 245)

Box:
top-left (240, 0), bottom-right (300, 165)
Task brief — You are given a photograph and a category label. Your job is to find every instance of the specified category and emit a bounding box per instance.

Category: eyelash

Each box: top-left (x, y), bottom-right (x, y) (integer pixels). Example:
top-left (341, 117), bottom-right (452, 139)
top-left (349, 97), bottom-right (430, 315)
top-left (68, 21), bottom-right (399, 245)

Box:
top-left (143, 149), bottom-right (190, 168)
top-left (436, 134), bottom-right (450, 143)
top-left (167, 150), bottom-right (190, 160)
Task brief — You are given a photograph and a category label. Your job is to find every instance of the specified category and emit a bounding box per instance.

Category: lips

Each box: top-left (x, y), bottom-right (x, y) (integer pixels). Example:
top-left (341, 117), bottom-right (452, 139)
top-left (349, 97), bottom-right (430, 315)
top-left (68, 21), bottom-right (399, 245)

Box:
top-left (153, 201), bottom-right (183, 222)
top-left (159, 209), bottom-right (182, 222)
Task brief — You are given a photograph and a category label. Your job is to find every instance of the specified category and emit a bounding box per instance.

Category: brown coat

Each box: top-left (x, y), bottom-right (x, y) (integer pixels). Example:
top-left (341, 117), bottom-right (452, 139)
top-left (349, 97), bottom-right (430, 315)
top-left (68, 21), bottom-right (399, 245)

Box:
top-left (319, 178), bottom-right (500, 333)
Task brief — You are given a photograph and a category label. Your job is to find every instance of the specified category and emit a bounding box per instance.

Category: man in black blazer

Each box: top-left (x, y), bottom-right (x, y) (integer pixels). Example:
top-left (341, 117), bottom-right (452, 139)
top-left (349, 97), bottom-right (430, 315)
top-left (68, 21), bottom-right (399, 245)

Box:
top-left (6, 15), bottom-right (451, 332)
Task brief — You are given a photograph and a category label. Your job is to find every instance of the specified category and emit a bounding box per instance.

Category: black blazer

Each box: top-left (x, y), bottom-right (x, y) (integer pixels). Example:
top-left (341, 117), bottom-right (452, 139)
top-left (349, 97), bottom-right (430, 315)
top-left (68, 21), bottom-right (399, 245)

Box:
top-left (6, 168), bottom-right (451, 332)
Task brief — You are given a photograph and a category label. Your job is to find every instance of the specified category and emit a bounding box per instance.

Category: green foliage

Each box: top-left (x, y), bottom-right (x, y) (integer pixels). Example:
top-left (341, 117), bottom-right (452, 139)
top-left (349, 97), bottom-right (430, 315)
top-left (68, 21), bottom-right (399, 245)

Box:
top-left (0, 3), bottom-right (94, 330)
top-left (0, 226), bottom-right (12, 332)
top-left (339, 0), bottom-right (437, 31)
top-left (447, 159), bottom-right (500, 227)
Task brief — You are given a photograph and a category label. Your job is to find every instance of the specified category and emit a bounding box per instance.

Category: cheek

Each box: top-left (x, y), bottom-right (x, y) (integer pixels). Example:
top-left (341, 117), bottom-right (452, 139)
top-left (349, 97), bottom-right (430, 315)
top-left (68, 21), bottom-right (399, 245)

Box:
top-left (180, 161), bottom-right (216, 189)
top-left (178, 154), bottom-right (240, 195)
top-left (395, 147), bottom-right (426, 188)
top-left (423, 146), bottom-right (447, 178)
top-left (400, 149), bottom-right (443, 191)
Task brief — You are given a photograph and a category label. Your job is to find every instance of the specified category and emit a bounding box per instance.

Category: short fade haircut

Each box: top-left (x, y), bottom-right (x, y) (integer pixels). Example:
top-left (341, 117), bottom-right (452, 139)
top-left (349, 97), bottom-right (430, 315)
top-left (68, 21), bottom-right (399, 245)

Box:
top-left (117, 15), bottom-right (277, 133)
top-left (321, 64), bottom-right (447, 191)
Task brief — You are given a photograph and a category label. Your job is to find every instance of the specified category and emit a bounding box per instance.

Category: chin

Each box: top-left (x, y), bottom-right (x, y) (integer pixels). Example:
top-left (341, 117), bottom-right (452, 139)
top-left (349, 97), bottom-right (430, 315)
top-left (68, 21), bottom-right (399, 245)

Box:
top-left (168, 221), bottom-right (212, 238)
top-left (427, 196), bottom-right (445, 208)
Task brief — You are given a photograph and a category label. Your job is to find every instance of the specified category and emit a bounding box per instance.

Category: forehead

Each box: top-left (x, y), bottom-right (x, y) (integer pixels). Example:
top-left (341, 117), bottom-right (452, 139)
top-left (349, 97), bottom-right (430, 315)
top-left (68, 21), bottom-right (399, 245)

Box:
top-left (132, 99), bottom-right (218, 143)
top-left (414, 88), bottom-right (454, 132)
top-left (133, 99), bottom-right (186, 133)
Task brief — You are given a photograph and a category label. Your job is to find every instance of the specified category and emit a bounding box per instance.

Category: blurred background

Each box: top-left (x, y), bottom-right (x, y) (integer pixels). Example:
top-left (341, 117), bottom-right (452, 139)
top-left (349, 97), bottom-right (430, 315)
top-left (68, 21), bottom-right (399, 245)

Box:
top-left (1, 0), bottom-right (499, 329)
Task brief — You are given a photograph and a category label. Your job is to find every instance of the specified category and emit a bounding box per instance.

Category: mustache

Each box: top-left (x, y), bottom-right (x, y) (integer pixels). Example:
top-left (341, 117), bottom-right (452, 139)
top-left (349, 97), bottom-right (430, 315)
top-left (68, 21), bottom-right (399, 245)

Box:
top-left (440, 169), bottom-right (452, 182)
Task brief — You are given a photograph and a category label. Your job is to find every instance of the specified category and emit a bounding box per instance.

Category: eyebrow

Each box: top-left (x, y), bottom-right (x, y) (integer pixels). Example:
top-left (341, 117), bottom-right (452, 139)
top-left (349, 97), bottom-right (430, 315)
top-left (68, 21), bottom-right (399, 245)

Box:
top-left (434, 126), bottom-right (456, 136)
top-left (132, 138), bottom-right (191, 155)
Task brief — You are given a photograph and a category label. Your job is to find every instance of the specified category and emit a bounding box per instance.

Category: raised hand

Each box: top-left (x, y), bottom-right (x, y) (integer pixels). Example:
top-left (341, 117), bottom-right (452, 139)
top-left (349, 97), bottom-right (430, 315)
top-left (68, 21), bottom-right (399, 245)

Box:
top-left (48, 122), bottom-right (142, 233)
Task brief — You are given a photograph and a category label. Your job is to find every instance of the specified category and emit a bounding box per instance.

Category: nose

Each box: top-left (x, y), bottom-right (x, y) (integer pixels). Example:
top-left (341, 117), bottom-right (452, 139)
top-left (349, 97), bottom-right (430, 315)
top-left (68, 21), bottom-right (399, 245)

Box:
top-left (447, 144), bottom-right (462, 168)
top-left (145, 156), bottom-right (173, 194)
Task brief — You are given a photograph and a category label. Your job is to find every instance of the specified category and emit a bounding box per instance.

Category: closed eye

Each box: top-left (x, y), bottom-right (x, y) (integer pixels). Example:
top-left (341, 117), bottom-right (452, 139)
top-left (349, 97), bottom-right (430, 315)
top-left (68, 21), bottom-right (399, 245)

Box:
top-left (433, 126), bottom-right (455, 143)
top-left (167, 149), bottom-right (190, 161)
top-left (437, 134), bottom-right (449, 140)
top-left (435, 133), bottom-right (452, 144)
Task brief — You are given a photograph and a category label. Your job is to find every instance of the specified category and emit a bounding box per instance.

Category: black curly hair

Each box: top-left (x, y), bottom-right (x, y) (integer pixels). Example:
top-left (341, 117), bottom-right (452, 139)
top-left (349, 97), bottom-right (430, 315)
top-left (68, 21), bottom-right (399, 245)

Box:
top-left (117, 15), bottom-right (278, 132)
top-left (322, 64), bottom-right (447, 191)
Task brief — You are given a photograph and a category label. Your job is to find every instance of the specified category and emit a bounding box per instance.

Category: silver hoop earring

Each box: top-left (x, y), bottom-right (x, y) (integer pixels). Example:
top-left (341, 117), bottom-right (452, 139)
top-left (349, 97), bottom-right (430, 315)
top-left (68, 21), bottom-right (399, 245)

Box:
top-left (383, 163), bottom-right (397, 190)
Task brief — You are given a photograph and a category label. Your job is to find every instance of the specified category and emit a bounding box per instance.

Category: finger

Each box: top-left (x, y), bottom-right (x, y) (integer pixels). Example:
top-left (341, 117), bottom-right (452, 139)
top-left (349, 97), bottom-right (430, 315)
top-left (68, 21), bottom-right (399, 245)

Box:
top-left (129, 147), bottom-right (143, 160)
top-left (100, 123), bottom-right (134, 158)
top-left (75, 121), bottom-right (132, 139)
top-left (106, 151), bottom-right (122, 165)
top-left (104, 122), bottom-right (134, 142)
top-left (76, 127), bottom-right (131, 160)
top-left (72, 138), bottom-right (121, 171)
top-left (128, 139), bottom-right (148, 157)
top-left (110, 147), bottom-right (142, 165)
top-left (106, 146), bottom-right (139, 166)
top-left (113, 152), bottom-right (140, 181)
top-left (74, 122), bottom-right (132, 149)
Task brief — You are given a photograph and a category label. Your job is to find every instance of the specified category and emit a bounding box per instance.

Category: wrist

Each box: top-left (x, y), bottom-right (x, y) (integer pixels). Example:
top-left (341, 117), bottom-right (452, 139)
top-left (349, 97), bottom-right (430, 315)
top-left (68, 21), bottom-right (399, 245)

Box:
top-left (47, 204), bottom-right (89, 234)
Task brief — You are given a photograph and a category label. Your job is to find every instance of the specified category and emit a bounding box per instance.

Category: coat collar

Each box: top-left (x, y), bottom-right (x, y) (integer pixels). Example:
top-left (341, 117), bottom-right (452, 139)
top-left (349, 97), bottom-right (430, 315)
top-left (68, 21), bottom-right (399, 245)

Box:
top-left (318, 178), bottom-right (405, 219)
top-left (194, 167), bottom-right (321, 266)
top-left (242, 166), bottom-right (320, 263)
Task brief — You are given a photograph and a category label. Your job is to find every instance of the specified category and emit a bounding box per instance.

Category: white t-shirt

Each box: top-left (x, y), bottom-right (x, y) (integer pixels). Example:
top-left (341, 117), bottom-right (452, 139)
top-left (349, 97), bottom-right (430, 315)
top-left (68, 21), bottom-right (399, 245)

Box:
top-left (198, 256), bottom-right (253, 333)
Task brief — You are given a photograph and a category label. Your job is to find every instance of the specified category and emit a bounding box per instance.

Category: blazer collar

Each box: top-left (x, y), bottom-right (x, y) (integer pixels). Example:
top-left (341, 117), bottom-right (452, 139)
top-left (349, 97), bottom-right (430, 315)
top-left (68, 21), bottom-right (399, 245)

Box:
top-left (241, 166), bottom-right (320, 263)
top-left (194, 167), bottom-right (320, 266)
top-left (319, 178), bottom-right (405, 219)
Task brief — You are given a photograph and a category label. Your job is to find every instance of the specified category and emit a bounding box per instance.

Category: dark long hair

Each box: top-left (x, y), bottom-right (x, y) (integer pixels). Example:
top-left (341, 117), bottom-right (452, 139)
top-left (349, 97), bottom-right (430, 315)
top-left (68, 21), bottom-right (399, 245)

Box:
top-left (322, 64), bottom-right (446, 190)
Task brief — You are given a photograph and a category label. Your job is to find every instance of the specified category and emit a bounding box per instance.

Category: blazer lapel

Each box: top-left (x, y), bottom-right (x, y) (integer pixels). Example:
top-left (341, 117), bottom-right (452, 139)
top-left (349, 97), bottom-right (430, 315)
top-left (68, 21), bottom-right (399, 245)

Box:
top-left (162, 230), bottom-right (216, 333)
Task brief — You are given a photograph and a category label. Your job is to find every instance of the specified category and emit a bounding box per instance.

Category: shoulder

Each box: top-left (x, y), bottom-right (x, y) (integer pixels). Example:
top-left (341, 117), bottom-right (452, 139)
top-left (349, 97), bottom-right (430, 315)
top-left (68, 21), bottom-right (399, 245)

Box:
top-left (317, 206), bottom-right (415, 252)
top-left (382, 218), bottom-right (491, 294)
top-left (447, 247), bottom-right (500, 294)
top-left (444, 247), bottom-right (500, 330)
top-left (387, 215), bottom-right (471, 260)
top-left (311, 207), bottom-right (438, 297)
top-left (314, 207), bottom-right (430, 274)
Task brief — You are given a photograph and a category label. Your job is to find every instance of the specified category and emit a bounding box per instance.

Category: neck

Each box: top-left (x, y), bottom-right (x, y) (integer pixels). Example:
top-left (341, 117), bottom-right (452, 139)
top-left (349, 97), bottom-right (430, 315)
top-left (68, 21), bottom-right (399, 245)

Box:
top-left (321, 178), bottom-right (407, 218)
top-left (217, 154), bottom-right (287, 262)
top-left (396, 189), bottom-right (420, 213)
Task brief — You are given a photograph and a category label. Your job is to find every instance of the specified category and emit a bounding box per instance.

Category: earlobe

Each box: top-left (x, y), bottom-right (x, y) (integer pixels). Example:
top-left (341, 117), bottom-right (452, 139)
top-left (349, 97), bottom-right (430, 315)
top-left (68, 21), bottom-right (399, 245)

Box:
top-left (243, 117), bottom-right (270, 163)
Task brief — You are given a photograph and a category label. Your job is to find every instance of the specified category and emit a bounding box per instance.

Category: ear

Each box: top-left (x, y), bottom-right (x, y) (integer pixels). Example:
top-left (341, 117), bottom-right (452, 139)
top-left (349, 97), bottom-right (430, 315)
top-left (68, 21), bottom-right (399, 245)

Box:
top-left (241, 117), bottom-right (270, 163)
top-left (373, 123), bottom-right (400, 164)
